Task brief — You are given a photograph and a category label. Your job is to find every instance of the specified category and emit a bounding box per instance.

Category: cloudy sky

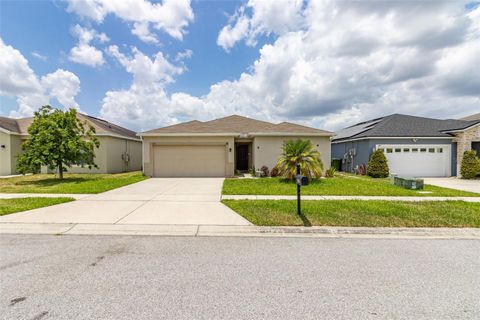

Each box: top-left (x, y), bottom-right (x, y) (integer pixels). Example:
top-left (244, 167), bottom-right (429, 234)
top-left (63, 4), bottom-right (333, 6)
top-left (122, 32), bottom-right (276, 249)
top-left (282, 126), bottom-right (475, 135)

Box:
top-left (0, 0), bottom-right (478, 132)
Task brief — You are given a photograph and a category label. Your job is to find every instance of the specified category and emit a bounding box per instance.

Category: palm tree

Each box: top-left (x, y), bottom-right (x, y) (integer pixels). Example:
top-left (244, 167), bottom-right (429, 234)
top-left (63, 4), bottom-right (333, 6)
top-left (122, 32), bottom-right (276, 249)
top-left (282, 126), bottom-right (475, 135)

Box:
top-left (275, 139), bottom-right (324, 180)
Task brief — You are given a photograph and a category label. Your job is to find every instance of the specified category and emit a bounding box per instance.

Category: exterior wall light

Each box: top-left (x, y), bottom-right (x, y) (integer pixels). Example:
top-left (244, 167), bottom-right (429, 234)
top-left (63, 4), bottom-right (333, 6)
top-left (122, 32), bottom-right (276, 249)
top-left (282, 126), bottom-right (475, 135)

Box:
top-left (1, 145), bottom-right (5, 149)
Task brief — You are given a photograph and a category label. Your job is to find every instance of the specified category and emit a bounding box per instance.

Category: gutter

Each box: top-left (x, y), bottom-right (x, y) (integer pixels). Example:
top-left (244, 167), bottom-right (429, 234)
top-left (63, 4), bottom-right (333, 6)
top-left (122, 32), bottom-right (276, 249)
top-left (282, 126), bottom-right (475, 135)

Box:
top-left (331, 136), bottom-right (455, 144)
top-left (138, 132), bottom-right (333, 137)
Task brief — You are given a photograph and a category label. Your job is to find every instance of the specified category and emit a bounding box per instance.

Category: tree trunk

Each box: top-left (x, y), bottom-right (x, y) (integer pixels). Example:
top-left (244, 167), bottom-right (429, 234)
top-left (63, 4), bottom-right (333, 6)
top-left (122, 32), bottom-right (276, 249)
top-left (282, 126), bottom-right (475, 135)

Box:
top-left (58, 162), bottom-right (63, 179)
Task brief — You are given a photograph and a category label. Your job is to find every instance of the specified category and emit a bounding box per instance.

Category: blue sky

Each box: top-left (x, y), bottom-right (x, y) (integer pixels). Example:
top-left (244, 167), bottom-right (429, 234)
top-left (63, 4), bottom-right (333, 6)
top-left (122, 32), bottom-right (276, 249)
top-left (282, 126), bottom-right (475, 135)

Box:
top-left (1, 1), bottom-right (264, 116)
top-left (0, 1), bottom-right (478, 131)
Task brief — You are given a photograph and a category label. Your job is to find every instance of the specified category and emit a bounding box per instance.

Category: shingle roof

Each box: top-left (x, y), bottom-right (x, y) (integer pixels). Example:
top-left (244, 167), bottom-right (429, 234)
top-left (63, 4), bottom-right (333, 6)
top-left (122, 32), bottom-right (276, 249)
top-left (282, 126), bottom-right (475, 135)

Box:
top-left (461, 113), bottom-right (480, 121)
top-left (333, 114), bottom-right (480, 142)
top-left (141, 115), bottom-right (333, 136)
top-left (77, 114), bottom-right (138, 140)
top-left (0, 113), bottom-right (138, 140)
top-left (0, 116), bottom-right (20, 133)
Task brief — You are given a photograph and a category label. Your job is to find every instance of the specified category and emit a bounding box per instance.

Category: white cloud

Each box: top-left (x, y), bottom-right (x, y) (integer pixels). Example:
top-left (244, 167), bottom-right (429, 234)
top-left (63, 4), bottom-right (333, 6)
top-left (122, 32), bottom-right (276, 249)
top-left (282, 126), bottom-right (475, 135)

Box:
top-left (217, 12), bottom-right (250, 51)
top-left (101, 1), bottom-right (480, 132)
top-left (0, 38), bottom-right (82, 118)
top-left (41, 69), bottom-right (81, 109)
top-left (69, 24), bottom-right (108, 67)
top-left (0, 38), bottom-right (43, 97)
top-left (217, 0), bottom-right (305, 50)
top-left (31, 51), bottom-right (48, 61)
top-left (132, 22), bottom-right (159, 44)
top-left (100, 46), bottom-right (187, 129)
top-left (65, 0), bottom-right (194, 42)
top-left (175, 49), bottom-right (193, 62)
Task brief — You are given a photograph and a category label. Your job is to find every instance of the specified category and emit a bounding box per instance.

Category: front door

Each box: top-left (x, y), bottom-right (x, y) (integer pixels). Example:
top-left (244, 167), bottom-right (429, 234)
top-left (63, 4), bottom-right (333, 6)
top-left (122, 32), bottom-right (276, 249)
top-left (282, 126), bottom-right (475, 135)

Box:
top-left (236, 144), bottom-right (249, 171)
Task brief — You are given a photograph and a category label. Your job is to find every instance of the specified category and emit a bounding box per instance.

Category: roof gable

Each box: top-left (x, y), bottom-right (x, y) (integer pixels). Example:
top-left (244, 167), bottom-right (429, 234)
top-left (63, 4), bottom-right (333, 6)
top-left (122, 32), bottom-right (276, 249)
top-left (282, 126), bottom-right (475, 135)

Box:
top-left (141, 115), bottom-right (333, 136)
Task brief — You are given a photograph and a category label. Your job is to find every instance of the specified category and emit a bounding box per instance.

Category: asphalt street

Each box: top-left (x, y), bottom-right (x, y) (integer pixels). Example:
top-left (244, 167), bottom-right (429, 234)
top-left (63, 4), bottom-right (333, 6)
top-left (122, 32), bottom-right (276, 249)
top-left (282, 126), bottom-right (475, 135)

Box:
top-left (1, 234), bottom-right (479, 320)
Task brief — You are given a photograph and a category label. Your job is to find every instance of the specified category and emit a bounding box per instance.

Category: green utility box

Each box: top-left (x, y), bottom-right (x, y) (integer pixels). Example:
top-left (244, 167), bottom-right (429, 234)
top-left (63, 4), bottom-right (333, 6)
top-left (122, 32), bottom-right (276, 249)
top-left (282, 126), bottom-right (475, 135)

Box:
top-left (393, 176), bottom-right (424, 190)
top-left (331, 159), bottom-right (342, 171)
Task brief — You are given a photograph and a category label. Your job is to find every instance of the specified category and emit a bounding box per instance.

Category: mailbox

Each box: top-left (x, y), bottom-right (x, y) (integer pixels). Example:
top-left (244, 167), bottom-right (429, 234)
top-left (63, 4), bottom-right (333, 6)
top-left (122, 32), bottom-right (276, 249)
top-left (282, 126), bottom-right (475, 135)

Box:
top-left (296, 174), bottom-right (309, 186)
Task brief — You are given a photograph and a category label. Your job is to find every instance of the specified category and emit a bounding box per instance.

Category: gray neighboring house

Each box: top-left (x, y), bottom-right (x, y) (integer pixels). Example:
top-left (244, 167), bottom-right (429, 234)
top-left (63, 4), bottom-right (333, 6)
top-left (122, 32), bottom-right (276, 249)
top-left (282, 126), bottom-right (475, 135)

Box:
top-left (0, 113), bottom-right (142, 176)
top-left (139, 115), bottom-right (333, 177)
top-left (332, 113), bottom-right (480, 177)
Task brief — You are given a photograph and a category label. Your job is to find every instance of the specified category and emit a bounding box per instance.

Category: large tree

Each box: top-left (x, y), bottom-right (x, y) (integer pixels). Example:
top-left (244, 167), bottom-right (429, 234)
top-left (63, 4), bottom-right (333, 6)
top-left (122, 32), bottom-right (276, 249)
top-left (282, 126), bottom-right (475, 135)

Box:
top-left (275, 139), bottom-right (324, 180)
top-left (16, 106), bottom-right (100, 179)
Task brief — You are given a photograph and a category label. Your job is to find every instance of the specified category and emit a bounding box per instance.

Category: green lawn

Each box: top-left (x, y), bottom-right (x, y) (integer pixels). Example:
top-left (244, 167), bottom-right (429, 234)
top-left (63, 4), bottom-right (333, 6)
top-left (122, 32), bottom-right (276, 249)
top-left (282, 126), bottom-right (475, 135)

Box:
top-left (0, 197), bottom-right (74, 216)
top-left (0, 171), bottom-right (147, 194)
top-left (223, 200), bottom-right (480, 227)
top-left (222, 174), bottom-right (479, 197)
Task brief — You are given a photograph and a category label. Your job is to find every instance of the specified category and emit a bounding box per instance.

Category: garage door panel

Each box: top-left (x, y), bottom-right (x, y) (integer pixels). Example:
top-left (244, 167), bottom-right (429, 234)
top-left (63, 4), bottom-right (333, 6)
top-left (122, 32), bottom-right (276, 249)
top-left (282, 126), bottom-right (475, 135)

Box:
top-left (153, 145), bottom-right (226, 177)
top-left (377, 144), bottom-right (451, 177)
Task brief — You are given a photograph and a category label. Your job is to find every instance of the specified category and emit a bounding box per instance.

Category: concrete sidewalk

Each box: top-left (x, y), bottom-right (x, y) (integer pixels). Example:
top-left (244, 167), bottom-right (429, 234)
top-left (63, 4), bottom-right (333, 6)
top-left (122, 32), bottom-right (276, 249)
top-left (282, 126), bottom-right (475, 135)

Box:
top-left (222, 195), bottom-right (480, 202)
top-left (1, 223), bottom-right (479, 239)
top-left (0, 193), bottom-right (93, 200)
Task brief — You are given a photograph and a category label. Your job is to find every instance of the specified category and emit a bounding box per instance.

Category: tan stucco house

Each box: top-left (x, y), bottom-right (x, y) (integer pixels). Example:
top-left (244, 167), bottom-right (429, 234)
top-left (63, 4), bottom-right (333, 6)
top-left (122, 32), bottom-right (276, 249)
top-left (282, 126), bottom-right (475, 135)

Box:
top-left (138, 115), bottom-right (333, 177)
top-left (0, 113), bottom-right (142, 176)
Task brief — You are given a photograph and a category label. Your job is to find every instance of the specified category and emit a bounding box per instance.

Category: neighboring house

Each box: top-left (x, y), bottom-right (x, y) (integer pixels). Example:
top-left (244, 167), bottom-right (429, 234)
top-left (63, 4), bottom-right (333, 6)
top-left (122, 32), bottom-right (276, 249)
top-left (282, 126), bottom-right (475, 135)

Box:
top-left (332, 114), bottom-right (480, 177)
top-left (0, 113), bottom-right (142, 176)
top-left (138, 115), bottom-right (333, 177)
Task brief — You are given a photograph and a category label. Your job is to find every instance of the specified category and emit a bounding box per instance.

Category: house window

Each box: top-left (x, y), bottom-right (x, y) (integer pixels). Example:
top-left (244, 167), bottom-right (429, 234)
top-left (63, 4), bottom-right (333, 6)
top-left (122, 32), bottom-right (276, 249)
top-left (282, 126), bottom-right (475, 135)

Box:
top-left (403, 148), bottom-right (410, 152)
top-left (428, 148), bottom-right (435, 153)
top-left (437, 148), bottom-right (443, 153)
top-left (412, 148), bottom-right (418, 152)
top-left (386, 148), bottom-right (393, 153)
top-left (420, 148), bottom-right (427, 153)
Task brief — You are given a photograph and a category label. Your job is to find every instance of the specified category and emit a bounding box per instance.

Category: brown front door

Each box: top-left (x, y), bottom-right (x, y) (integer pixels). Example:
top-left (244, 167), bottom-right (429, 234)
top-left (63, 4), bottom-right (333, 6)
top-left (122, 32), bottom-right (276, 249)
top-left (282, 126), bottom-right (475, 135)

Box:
top-left (236, 144), bottom-right (249, 171)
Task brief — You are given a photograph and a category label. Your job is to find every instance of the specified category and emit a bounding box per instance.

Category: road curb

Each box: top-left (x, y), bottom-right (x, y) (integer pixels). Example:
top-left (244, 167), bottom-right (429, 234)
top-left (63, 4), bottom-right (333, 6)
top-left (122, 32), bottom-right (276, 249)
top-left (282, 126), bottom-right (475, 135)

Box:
top-left (1, 223), bottom-right (479, 239)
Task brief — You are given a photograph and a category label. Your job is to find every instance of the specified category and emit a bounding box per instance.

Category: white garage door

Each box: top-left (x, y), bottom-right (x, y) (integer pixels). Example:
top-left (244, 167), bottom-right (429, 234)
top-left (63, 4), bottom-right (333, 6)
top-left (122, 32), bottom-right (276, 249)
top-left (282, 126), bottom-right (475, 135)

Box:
top-left (153, 145), bottom-right (226, 177)
top-left (376, 144), bottom-right (451, 177)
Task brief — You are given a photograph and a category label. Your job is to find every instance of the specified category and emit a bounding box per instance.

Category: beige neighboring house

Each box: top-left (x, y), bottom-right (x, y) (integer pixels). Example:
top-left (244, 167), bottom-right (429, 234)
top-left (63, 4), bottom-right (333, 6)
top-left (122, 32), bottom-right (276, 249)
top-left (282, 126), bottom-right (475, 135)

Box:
top-left (0, 113), bottom-right (142, 176)
top-left (138, 115), bottom-right (333, 177)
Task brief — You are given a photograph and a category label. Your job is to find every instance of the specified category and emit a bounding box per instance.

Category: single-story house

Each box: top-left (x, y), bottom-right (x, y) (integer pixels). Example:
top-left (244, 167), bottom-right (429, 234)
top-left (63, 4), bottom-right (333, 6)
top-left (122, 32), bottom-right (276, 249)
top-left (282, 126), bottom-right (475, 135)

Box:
top-left (138, 115), bottom-right (333, 177)
top-left (0, 113), bottom-right (142, 176)
top-left (331, 113), bottom-right (480, 177)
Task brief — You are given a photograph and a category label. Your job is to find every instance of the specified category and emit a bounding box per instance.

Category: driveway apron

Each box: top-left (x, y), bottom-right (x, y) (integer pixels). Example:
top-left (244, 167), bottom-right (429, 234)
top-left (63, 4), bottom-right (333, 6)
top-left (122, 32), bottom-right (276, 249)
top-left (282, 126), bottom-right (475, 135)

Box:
top-left (0, 178), bottom-right (251, 226)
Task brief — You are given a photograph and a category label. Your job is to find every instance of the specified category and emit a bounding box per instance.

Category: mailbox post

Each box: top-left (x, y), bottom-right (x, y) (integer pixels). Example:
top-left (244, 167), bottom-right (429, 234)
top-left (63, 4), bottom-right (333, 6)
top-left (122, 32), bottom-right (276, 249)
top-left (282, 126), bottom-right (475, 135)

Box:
top-left (296, 163), bottom-right (301, 215)
top-left (295, 163), bottom-right (309, 215)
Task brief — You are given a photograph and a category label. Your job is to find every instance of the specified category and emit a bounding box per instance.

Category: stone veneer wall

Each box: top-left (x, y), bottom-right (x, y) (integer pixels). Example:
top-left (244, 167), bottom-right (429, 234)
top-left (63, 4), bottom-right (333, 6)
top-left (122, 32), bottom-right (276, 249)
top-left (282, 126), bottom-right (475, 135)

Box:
top-left (453, 125), bottom-right (480, 176)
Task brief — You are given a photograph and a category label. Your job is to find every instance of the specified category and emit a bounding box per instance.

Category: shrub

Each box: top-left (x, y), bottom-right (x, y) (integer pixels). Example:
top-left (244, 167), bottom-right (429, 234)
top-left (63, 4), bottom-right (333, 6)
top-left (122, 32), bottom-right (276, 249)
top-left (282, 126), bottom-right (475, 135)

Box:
top-left (260, 165), bottom-right (269, 177)
top-left (275, 139), bottom-right (323, 180)
top-left (357, 164), bottom-right (367, 175)
top-left (460, 150), bottom-right (480, 179)
top-left (325, 167), bottom-right (336, 178)
top-left (270, 166), bottom-right (280, 177)
top-left (367, 149), bottom-right (389, 178)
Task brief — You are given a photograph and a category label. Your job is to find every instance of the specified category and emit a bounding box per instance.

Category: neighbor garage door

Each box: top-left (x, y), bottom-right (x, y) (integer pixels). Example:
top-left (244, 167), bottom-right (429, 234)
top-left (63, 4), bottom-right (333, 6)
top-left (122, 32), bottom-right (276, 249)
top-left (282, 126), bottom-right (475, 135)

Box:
top-left (376, 144), bottom-right (451, 177)
top-left (153, 145), bottom-right (226, 177)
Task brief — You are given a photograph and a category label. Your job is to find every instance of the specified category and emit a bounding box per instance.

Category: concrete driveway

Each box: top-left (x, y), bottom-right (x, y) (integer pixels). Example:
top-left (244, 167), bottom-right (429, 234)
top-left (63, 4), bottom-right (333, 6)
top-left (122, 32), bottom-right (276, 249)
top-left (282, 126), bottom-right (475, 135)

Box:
top-left (423, 177), bottom-right (480, 193)
top-left (0, 178), bottom-right (251, 226)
